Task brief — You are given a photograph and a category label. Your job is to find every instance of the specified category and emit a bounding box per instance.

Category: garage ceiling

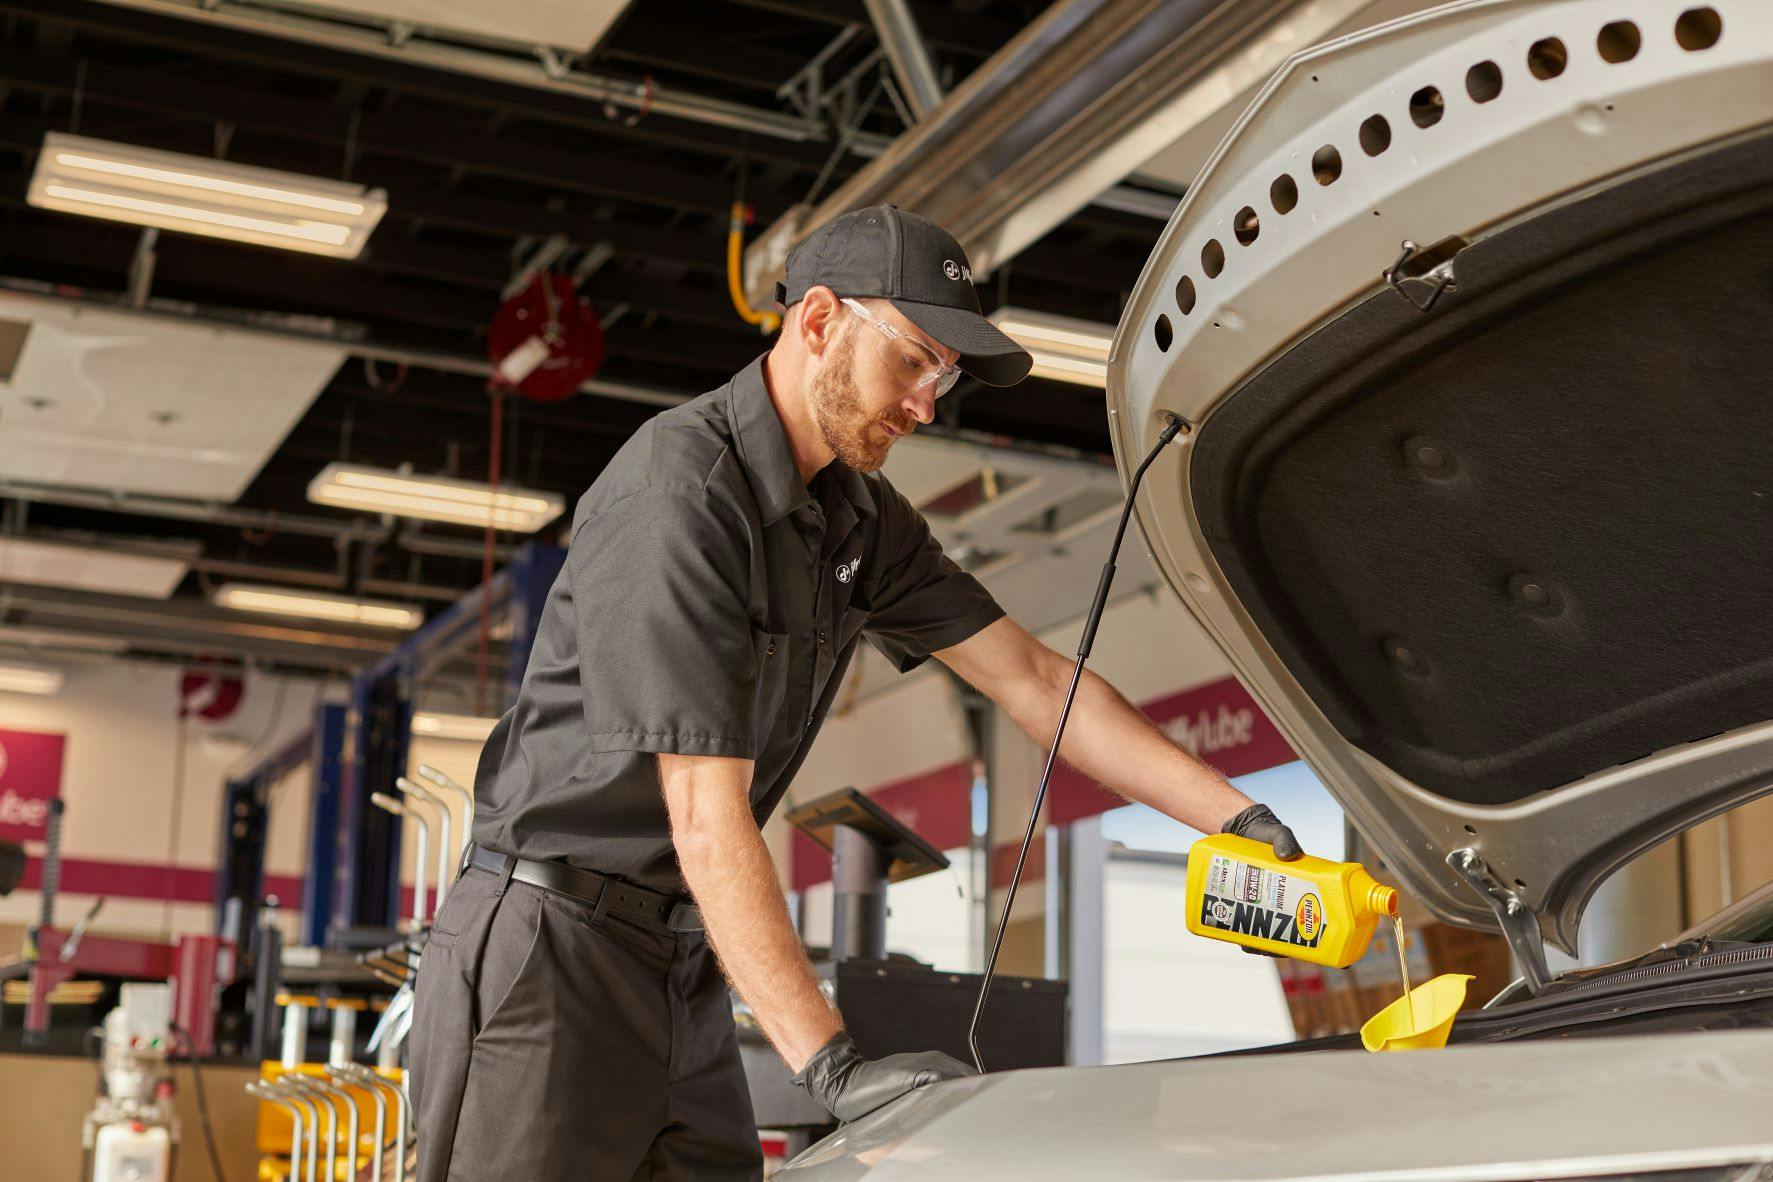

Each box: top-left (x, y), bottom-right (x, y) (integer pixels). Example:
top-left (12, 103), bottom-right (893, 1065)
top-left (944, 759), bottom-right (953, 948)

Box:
top-left (0, 0), bottom-right (1174, 674)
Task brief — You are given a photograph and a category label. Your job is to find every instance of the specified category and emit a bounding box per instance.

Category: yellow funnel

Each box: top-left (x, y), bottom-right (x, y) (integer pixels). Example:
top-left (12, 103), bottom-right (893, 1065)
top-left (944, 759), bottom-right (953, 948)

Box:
top-left (1360, 973), bottom-right (1473, 1052)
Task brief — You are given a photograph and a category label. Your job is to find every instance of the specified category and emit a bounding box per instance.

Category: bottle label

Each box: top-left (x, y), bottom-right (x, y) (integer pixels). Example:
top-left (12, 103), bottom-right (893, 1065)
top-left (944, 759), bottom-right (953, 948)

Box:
top-left (1199, 855), bottom-right (1327, 949)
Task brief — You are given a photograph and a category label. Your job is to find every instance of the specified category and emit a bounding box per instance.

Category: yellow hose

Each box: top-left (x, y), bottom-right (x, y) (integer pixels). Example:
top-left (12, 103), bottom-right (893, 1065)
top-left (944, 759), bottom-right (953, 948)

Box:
top-left (727, 201), bottom-right (782, 335)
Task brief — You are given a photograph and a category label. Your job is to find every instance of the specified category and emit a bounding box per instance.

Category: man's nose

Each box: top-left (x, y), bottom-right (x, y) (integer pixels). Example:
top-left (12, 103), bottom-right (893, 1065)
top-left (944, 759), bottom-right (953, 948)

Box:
top-left (901, 386), bottom-right (936, 426)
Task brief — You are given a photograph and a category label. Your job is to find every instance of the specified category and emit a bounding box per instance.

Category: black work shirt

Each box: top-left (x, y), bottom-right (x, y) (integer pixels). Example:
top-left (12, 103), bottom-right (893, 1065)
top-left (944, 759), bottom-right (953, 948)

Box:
top-left (470, 355), bottom-right (1004, 894)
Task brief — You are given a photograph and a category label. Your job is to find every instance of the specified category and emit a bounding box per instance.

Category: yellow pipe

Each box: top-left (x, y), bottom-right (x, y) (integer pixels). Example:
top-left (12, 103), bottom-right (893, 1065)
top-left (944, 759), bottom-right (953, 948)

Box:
top-left (727, 201), bottom-right (782, 335)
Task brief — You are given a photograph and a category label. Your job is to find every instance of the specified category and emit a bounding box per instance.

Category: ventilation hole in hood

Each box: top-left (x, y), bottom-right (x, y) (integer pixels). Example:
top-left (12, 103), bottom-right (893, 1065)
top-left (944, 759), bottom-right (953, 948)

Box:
top-left (1676, 7), bottom-right (1721, 51)
top-left (1467, 60), bottom-right (1504, 103)
top-left (1234, 206), bottom-right (1260, 246)
top-left (1599, 20), bottom-right (1642, 63)
top-left (1410, 86), bottom-right (1445, 128)
top-left (1202, 238), bottom-right (1225, 278)
top-left (1271, 173), bottom-right (1298, 214)
top-left (0, 318), bottom-right (29, 382)
top-left (1529, 37), bottom-right (1569, 79)
top-left (1360, 114), bottom-right (1392, 156)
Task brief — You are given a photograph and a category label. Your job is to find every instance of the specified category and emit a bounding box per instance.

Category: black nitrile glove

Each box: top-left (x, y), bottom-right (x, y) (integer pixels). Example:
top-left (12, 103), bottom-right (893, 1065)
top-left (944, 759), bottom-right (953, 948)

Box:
top-left (792, 1031), bottom-right (975, 1123)
top-left (1221, 802), bottom-right (1303, 861)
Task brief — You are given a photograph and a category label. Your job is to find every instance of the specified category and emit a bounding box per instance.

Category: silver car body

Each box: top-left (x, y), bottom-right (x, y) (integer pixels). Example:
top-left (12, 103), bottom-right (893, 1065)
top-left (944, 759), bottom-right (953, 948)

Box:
top-left (780, 1029), bottom-right (1773, 1180)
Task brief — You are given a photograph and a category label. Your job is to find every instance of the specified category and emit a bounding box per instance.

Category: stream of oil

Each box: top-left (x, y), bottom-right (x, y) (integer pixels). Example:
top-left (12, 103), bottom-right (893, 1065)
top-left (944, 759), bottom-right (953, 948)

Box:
top-left (1393, 914), bottom-right (1414, 1033)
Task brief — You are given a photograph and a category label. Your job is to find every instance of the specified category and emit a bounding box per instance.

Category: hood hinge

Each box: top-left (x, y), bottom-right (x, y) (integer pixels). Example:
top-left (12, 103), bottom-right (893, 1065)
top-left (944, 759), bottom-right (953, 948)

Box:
top-left (1447, 847), bottom-right (1551, 996)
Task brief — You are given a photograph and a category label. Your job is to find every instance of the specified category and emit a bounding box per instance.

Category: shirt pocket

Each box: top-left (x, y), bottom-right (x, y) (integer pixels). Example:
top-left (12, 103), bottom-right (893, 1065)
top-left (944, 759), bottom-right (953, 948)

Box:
top-left (750, 626), bottom-right (789, 750)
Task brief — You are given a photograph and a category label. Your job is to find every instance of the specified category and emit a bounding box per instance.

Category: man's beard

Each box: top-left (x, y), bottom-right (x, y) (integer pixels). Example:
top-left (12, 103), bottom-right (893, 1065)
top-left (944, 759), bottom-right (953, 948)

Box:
top-left (809, 327), bottom-right (912, 474)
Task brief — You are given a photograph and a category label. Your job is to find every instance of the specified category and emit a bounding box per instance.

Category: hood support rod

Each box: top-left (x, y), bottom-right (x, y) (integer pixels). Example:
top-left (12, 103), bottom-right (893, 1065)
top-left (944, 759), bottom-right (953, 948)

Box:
top-left (1448, 848), bottom-right (1551, 996)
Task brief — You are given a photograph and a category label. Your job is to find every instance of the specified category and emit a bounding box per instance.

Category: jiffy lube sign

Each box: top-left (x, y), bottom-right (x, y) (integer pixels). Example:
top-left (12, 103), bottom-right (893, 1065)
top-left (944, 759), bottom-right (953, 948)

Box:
top-left (0, 727), bottom-right (66, 842)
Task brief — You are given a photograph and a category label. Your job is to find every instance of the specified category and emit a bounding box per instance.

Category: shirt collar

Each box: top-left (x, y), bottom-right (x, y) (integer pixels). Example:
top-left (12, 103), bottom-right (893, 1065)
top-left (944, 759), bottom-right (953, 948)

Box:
top-left (728, 353), bottom-right (878, 527)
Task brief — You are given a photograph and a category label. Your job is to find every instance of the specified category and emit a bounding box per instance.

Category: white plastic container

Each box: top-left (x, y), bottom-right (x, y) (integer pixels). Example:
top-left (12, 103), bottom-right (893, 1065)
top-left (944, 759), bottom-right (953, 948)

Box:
top-left (91, 1121), bottom-right (170, 1182)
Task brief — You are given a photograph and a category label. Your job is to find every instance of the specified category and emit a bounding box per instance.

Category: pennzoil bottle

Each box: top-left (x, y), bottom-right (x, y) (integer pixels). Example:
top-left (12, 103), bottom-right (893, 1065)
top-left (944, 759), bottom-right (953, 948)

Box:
top-left (1185, 833), bottom-right (1399, 968)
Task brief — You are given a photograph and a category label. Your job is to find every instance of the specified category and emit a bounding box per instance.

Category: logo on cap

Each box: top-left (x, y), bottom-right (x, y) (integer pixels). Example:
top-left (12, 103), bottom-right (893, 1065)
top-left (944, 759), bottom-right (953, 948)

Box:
top-left (943, 259), bottom-right (971, 283)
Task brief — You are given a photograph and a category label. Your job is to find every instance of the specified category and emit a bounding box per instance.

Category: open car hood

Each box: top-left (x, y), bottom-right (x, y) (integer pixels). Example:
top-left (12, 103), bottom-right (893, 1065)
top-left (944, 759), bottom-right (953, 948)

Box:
top-left (1105, 0), bottom-right (1773, 970)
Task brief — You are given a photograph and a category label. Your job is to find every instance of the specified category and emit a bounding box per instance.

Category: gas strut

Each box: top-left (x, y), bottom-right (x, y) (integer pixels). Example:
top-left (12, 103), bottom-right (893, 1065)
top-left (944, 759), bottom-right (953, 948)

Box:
top-left (966, 410), bottom-right (1192, 1073)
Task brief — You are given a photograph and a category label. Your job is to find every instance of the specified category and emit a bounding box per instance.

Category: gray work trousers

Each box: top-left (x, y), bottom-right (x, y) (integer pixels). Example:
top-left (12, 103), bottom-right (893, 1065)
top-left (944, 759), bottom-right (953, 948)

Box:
top-left (409, 867), bottom-right (763, 1180)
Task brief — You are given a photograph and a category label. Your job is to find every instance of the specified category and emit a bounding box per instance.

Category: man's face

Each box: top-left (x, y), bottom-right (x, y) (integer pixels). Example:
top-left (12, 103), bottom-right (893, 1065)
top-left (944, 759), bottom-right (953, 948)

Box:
top-left (808, 300), bottom-right (955, 474)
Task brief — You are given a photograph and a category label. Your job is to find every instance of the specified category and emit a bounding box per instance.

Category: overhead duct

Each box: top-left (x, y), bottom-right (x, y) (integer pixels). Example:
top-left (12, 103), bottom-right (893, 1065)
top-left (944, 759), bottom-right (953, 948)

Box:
top-left (745, 0), bottom-right (1405, 298)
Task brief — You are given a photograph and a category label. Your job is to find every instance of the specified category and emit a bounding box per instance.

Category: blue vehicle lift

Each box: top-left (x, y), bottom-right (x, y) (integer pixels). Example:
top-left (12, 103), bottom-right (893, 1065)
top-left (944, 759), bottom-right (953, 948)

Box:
top-left (216, 540), bottom-right (566, 950)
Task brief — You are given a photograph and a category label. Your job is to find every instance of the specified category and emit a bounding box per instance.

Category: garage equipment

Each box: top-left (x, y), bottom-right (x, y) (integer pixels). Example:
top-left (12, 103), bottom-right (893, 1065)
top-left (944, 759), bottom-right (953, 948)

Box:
top-left (791, 787), bottom-right (949, 961)
top-left (743, 788), bottom-right (1067, 1140)
top-left (245, 1083), bottom-right (304, 1182)
top-left (82, 983), bottom-right (177, 1182)
top-left (370, 792), bottom-right (429, 928)
top-left (1, 799), bottom-right (238, 1054)
top-left (249, 1062), bottom-right (410, 1182)
top-left (396, 776), bottom-right (455, 910)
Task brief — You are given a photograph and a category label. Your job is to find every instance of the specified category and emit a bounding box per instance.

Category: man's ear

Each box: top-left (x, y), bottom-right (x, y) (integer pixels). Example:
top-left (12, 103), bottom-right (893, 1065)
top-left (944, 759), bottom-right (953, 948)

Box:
top-left (799, 286), bottom-right (840, 358)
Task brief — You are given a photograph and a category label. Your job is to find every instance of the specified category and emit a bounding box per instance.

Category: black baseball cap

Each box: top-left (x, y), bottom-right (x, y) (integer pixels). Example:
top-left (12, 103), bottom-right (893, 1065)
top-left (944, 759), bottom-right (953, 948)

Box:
top-left (775, 204), bottom-right (1032, 387)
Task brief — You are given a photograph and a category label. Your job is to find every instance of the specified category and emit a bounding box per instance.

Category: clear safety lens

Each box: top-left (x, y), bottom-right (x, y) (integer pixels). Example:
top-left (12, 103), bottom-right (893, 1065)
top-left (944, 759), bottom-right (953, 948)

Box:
top-left (845, 298), bottom-right (961, 396)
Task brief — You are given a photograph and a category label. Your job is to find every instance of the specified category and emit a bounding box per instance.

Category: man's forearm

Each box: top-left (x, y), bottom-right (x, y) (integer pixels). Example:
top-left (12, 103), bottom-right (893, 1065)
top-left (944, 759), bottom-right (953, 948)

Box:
top-left (1002, 661), bottom-right (1251, 833)
top-left (660, 754), bottom-right (841, 1073)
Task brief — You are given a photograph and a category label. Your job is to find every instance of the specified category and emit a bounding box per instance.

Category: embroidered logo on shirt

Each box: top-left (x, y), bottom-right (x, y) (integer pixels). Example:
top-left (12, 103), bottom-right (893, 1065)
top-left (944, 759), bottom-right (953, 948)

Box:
top-left (835, 556), bottom-right (861, 584)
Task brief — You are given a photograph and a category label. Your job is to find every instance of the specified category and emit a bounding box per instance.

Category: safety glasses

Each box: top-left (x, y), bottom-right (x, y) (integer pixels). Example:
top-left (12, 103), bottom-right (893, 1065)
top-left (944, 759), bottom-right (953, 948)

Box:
top-left (841, 297), bottom-right (962, 397)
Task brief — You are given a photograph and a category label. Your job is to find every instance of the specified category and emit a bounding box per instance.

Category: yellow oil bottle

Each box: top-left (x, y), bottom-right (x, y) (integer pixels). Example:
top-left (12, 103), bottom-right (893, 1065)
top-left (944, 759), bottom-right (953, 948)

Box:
top-left (1184, 833), bottom-right (1398, 969)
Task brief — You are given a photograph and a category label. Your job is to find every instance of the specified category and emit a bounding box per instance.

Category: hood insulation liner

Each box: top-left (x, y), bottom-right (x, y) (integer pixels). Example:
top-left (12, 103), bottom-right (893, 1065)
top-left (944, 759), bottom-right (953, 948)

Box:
top-left (1190, 130), bottom-right (1773, 805)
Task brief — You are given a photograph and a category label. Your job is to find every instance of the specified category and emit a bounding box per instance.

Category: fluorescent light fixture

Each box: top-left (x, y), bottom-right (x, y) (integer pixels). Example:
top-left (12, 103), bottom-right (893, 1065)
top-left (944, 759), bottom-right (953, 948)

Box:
top-left (307, 463), bottom-right (565, 532)
top-left (29, 133), bottom-right (387, 258)
top-left (213, 583), bottom-right (423, 630)
top-left (0, 626), bottom-right (128, 654)
top-left (988, 307), bottom-right (1113, 388)
top-left (0, 661), bottom-right (63, 696)
top-left (411, 712), bottom-right (500, 742)
top-left (0, 536), bottom-right (190, 599)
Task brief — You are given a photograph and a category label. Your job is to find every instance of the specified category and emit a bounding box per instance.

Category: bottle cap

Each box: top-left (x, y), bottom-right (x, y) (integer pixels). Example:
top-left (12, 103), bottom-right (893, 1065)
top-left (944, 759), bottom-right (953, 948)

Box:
top-left (1370, 884), bottom-right (1400, 917)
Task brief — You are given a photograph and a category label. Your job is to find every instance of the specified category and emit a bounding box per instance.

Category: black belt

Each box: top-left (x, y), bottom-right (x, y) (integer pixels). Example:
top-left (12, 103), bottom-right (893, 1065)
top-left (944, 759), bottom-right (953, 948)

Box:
top-left (467, 848), bottom-right (702, 932)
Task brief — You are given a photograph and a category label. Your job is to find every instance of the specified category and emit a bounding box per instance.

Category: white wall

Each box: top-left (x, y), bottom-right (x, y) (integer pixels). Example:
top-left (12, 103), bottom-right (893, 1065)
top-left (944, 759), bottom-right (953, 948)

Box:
top-left (0, 657), bottom-right (330, 941)
top-left (1102, 856), bottom-right (1295, 1062)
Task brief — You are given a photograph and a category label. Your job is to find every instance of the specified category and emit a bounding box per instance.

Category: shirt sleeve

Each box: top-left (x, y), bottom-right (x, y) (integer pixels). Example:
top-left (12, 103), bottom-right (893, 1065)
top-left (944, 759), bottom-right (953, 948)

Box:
top-left (861, 477), bottom-right (1006, 674)
top-left (571, 487), bottom-right (762, 757)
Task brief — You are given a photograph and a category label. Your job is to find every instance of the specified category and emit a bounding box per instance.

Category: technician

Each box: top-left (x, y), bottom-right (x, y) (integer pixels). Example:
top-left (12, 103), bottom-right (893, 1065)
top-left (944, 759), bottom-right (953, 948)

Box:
top-left (409, 204), bottom-right (1302, 1180)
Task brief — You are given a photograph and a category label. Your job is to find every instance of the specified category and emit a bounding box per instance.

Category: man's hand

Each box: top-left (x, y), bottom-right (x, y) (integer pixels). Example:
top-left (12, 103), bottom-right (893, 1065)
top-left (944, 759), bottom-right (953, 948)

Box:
top-left (792, 1032), bottom-right (975, 1122)
top-left (1220, 802), bottom-right (1302, 860)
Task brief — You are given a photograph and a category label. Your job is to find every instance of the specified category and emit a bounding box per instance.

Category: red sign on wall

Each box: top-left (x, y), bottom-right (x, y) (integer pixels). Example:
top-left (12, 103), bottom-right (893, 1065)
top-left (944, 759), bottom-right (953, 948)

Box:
top-left (1046, 675), bottom-right (1295, 825)
top-left (0, 727), bottom-right (66, 842)
top-left (789, 675), bottom-right (1297, 889)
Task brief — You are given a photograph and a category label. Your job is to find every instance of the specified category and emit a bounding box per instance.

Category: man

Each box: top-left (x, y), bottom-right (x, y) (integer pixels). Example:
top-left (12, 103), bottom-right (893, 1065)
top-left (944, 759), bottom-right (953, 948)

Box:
top-left (409, 204), bottom-right (1301, 1180)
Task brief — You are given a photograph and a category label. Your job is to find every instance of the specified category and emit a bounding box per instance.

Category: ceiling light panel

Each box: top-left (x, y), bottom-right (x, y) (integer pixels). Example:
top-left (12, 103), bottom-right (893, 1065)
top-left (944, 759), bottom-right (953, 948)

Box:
top-left (0, 661), bottom-right (64, 695)
top-left (308, 463), bottom-right (566, 532)
top-left (0, 536), bottom-right (189, 599)
top-left (213, 583), bottom-right (423, 631)
top-left (29, 134), bottom-right (387, 258)
top-left (411, 712), bottom-right (501, 742)
top-left (294, 0), bottom-right (634, 53)
top-left (989, 308), bottom-right (1112, 388)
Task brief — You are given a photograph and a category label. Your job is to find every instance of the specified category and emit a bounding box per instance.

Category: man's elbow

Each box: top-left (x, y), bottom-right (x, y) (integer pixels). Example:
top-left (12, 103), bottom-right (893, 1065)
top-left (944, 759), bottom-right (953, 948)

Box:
top-left (658, 753), bottom-right (753, 863)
